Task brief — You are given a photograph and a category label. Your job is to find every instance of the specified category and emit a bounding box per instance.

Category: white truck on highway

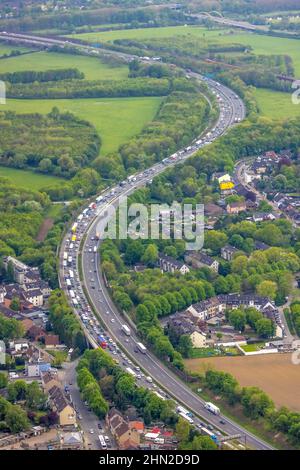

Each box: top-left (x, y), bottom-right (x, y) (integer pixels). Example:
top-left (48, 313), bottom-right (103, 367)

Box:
top-left (137, 342), bottom-right (147, 354)
top-left (205, 402), bottom-right (220, 415)
top-left (121, 324), bottom-right (131, 336)
top-left (127, 174), bottom-right (137, 183)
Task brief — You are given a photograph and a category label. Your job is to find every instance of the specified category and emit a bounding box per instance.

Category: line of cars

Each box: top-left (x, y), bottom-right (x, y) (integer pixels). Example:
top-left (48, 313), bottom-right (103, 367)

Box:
top-left (61, 201), bottom-right (227, 445)
top-left (62, 208), bottom-right (171, 397)
top-left (57, 73), bottom-right (265, 449)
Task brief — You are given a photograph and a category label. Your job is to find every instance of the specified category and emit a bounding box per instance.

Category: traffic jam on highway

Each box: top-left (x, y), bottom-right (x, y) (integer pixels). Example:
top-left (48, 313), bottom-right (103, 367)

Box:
top-left (57, 77), bottom-right (253, 449)
top-left (62, 210), bottom-right (228, 447)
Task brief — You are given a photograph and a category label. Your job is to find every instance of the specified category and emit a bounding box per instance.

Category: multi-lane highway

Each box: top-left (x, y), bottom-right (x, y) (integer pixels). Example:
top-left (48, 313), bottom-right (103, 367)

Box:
top-left (0, 31), bottom-right (273, 449)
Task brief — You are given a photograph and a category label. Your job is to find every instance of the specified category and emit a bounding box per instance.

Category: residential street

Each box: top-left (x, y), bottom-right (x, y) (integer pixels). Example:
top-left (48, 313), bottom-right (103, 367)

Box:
top-left (58, 360), bottom-right (103, 450)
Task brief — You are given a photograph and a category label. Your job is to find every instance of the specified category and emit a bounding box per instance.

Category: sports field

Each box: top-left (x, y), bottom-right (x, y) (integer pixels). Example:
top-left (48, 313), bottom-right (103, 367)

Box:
top-left (5, 96), bottom-right (162, 155)
top-left (185, 353), bottom-right (300, 411)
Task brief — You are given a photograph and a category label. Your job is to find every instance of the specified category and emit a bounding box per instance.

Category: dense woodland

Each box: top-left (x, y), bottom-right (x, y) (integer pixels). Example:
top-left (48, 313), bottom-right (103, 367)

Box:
top-left (0, 6), bottom-right (185, 33)
top-left (0, 109), bottom-right (100, 178)
top-left (0, 178), bottom-right (89, 288)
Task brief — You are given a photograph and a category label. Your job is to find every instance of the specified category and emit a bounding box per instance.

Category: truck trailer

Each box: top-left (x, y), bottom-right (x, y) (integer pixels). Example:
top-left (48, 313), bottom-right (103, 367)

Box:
top-left (204, 402), bottom-right (220, 415)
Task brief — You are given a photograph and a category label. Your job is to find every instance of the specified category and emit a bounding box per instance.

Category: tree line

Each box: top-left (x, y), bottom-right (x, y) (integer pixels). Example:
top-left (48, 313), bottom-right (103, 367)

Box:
top-left (48, 290), bottom-right (87, 354)
top-left (0, 68), bottom-right (84, 84)
top-left (203, 368), bottom-right (300, 447)
top-left (6, 77), bottom-right (172, 100)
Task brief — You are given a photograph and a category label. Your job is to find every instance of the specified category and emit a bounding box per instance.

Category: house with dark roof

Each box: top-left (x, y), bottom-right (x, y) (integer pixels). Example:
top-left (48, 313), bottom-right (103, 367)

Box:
top-left (254, 240), bottom-right (270, 251)
top-left (184, 251), bottom-right (219, 272)
top-left (48, 385), bottom-right (76, 427)
top-left (42, 371), bottom-right (61, 393)
top-left (221, 245), bottom-right (240, 261)
top-left (159, 254), bottom-right (190, 275)
top-left (204, 203), bottom-right (224, 217)
top-left (106, 408), bottom-right (140, 450)
top-left (187, 294), bottom-right (276, 321)
top-left (167, 316), bottom-right (208, 348)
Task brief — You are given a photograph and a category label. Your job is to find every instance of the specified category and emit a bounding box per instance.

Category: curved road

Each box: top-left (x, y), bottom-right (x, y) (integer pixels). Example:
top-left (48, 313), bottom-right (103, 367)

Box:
top-left (0, 31), bottom-right (273, 450)
top-left (62, 79), bottom-right (271, 450)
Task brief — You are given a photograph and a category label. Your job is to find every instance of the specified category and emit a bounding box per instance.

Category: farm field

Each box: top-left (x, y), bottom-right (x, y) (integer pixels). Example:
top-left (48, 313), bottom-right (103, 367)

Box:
top-left (68, 25), bottom-right (300, 75)
top-left (185, 354), bottom-right (300, 411)
top-left (0, 50), bottom-right (129, 80)
top-left (5, 96), bottom-right (162, 155)
top-left (254, 88), bottom-right (300, 119)
top-left (0, 166), bottom-right (63, 190)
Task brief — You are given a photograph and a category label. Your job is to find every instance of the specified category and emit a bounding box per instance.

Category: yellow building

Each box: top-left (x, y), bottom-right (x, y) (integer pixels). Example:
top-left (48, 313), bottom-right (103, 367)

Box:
top-left (49, 385), bottom-right (76, 427)
top-left (190, 331), bottom-right (207, 348)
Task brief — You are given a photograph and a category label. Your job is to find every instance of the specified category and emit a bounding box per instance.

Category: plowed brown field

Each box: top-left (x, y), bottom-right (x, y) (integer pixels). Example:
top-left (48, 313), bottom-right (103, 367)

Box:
top-left (185, 353), bottom-right (300, 411)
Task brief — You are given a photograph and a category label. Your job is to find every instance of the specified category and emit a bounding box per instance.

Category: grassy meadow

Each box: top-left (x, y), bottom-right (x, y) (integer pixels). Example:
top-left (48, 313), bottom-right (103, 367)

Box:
top-left (254, 88), bottom-right (300, 119)
top-left (0, 166), bottom-right (63, 190)
top-left (5, 96), bottom-right (162, 155)
top-left (0, 50), bottom-right (129, 80)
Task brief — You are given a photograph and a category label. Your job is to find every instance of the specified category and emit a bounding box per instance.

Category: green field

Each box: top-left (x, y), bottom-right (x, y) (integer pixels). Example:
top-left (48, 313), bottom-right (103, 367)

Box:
top-left (68, 25), bottom-right (300, 76)
top-left (5, 96), bottom-right (162, 155)
top-left (0, 166), bottom-right (63, 190)
top-left (0, 44), bottom-right (31, 56)
top-left (0, 50), bottom-right (129, 80)
top-left (240, 342), bottom-right (265, 353)
top-left (66, 25), bottom-right (218, 43)
top-left (254, 88), bottom-right (300, 119)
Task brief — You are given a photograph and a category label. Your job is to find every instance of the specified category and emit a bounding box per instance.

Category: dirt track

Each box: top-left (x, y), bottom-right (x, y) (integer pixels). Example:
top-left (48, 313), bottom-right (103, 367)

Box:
top-left (36, 218), bottom-right (54, 242)
top-left (185, 353), bottom-right (300, 411)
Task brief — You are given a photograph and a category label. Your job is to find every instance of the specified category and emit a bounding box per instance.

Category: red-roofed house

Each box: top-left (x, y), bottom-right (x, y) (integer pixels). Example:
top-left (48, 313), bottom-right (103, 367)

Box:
top-left (129, 421), bottom-right (144, 434)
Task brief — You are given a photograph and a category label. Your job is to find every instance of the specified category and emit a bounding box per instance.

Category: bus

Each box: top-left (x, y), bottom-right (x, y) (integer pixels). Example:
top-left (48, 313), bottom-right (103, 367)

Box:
top-left (178, 412), bottom-right (194, 424)
top-left (69, 270), bottom-right (74, 279)
top-left (121, 324), bottom-right (131, 336)
top-left (66, 279), bottom-right (71, 289)
top-left (98, 435), bottom-right (107, 449)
